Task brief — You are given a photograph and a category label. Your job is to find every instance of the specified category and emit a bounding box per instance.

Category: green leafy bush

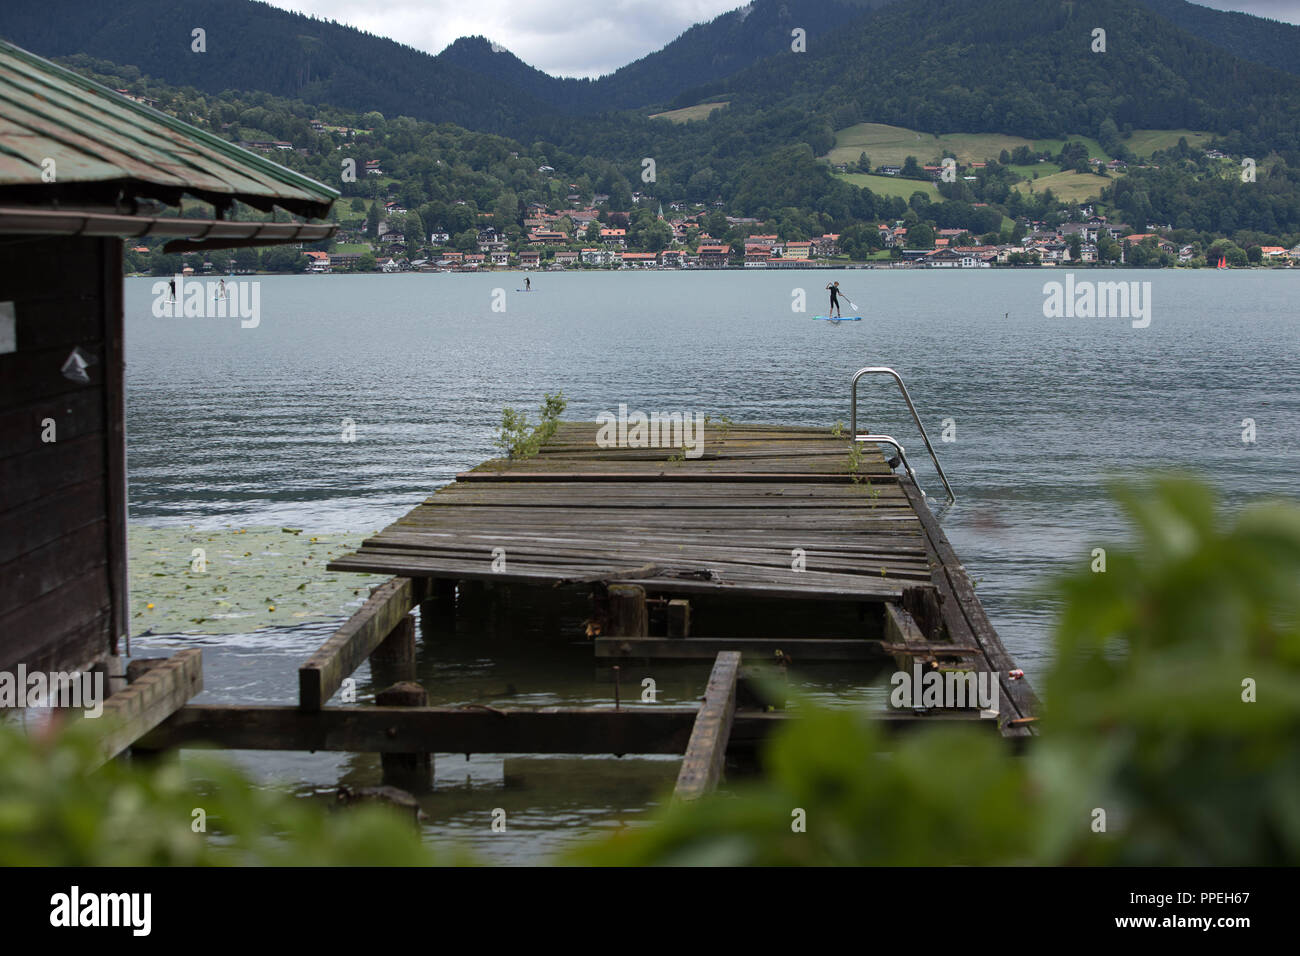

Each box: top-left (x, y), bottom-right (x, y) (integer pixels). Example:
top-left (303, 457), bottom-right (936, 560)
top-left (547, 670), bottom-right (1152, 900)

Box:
top-left (493, 391), bottom-right (566, 460)
top-left (0, 721), bottom-right (440, 865)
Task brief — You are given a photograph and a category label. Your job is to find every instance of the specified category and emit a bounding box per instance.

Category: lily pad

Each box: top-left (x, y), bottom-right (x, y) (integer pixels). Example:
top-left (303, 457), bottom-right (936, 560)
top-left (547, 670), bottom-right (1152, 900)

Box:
top-left (128, 524), bottom-right (374, 636)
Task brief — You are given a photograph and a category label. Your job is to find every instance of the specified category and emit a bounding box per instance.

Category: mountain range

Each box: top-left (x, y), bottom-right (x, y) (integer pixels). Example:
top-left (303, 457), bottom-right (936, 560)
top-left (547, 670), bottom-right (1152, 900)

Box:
top-left (4, 0), bottom-right (1300, 143)
top-left (4, 0), bottom-right (1300, 239)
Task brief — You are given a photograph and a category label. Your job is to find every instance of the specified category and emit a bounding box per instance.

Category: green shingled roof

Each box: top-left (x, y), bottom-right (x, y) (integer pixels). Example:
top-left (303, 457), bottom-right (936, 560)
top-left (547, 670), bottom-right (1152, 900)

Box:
top-left (0, 37), bottom-right (337, 219)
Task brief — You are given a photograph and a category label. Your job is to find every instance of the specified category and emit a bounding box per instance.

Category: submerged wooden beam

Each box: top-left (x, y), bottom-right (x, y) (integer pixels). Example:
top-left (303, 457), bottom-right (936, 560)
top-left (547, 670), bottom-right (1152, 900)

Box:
top-left (140, 703), bottom-right (704, 754)
top-left (595, 636), bottom-right (886, 661)
top-left (674, 651), bottom-right (741, 801)
top-left (299, 576), bottom-right (417, 711)
top-left (132, 702), bottom-right (1002, 755)
top-left (98, 649), bottom-right (203, 766)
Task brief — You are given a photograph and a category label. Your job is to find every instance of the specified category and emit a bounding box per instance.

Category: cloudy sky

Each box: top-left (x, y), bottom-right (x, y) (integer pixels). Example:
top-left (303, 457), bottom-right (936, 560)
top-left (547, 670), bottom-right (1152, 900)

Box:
top-left (259, 0), bottom-right (1300, 78)
top-left (260, 0), bottom-right (745, 78)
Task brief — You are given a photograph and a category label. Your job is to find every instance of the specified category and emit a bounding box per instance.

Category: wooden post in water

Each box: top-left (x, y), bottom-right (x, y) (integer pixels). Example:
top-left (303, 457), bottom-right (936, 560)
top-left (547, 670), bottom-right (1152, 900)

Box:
top-left (375, 680), bottom-right (433, 793)
top-left (485, 579), bottom-right (511, 636)
top-left (370, 613), bottom-right (417, 689)
top-left (419, 578), bottom-right (457, 640)
top-left (667, 599), bottom-right (691, 638)
top-left (607, 584), bottom-right (648, 637)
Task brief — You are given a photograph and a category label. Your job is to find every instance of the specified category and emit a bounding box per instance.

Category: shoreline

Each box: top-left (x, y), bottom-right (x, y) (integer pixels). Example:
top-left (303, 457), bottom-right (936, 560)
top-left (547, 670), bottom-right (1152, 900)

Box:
top-left (125, 262), bottom-right (1300, 278)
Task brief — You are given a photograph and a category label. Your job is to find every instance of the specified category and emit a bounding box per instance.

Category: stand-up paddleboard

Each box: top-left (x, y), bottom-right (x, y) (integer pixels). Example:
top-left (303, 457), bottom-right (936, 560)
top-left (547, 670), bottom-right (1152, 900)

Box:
top-left (813, 315), bottom-right (862, 321)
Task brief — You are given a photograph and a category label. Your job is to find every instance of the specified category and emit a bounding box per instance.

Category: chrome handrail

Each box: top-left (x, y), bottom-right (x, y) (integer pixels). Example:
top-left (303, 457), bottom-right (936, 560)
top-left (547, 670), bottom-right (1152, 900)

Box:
top-left (850, 366), bottom-right (955, 505)
top-left (853, 434), bottom-right (919, 486)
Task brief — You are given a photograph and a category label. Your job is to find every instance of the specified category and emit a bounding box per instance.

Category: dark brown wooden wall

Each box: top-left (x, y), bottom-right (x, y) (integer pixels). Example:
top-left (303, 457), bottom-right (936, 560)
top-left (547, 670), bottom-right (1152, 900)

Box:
top-left (0, 234), bottom-right (126, 674)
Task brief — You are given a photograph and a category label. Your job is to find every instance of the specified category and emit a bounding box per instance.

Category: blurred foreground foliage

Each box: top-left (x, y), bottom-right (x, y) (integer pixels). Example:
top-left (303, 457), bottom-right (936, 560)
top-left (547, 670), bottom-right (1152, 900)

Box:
top-left (571, 476), bottom-right (1300, 865)
top-left (1, 476), bottom-right (1296, 865)
top-left (0, 724), bottom-right (439, 865)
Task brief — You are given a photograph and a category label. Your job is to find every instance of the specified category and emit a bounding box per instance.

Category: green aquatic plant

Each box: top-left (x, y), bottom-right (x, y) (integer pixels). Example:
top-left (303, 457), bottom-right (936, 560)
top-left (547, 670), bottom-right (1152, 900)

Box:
top-left (127, 526), bottom-right (371, 637)
top-left (494, 391), bottom-right (567, 461)
top-left (846, 440), bottom-right (863, 480)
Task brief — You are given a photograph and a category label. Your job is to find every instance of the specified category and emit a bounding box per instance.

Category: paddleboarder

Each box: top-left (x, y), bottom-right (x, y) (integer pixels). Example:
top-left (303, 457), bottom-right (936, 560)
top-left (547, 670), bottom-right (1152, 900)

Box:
top-left (525, 276), bottom-right (531, 291)
top-left (826, 280), bottom-right (844, 318)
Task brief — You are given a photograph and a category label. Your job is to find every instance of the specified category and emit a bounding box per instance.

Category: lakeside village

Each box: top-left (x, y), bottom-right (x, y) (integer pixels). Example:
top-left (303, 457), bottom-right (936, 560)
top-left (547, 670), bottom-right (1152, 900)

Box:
top-left (133, 193), bottom-right (1300, 278)
top-left (121, 133), bottom-right (1300, 277)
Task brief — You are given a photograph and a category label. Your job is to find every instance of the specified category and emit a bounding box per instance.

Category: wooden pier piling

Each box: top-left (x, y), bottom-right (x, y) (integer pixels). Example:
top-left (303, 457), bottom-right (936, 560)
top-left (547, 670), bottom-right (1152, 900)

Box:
top-left (375, 680), bottom-right (433, 793)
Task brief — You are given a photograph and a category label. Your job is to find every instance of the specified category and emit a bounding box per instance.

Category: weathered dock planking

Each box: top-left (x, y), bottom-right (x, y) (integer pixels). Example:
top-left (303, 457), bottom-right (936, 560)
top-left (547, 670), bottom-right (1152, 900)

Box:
top-left (322, 421), bottom-right (1038, 739)
top-left (128, 418), bottom-right (1036, 801)
top-left (328, 423), bottom-right (928, 602)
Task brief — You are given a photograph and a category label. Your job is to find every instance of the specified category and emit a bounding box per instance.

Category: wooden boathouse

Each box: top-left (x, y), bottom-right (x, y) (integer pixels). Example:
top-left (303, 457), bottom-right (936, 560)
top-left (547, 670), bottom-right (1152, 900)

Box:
top-left (0, 38), bottom-right (336, 684)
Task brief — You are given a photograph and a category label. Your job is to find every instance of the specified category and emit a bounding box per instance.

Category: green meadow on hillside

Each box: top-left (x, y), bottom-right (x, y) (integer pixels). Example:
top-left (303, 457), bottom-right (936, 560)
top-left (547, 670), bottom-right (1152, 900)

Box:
top-left (649, 101), bottom-right (729, 123)
top-left (1012, 170), bottom-right (1118, 202)
top-left (825, 122), bottom-right (1211, 168)
top-left (832, 172), bottom-right (942, 201)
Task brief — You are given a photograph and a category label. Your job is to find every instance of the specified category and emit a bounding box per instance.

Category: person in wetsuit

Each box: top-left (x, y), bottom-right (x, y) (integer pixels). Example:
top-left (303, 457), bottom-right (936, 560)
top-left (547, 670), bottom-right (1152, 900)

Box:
top-left (826, 281), bottom-right (843, 318)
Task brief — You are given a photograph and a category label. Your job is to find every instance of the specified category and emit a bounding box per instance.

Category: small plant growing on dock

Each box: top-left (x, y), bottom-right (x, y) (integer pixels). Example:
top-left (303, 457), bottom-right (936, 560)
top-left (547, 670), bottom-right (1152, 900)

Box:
top-left (846, 440), bottom-right (863, 478)
top-left (831, 420), bottom-right (845, 438)
top-left (494, 391), bottom-right (567, 461)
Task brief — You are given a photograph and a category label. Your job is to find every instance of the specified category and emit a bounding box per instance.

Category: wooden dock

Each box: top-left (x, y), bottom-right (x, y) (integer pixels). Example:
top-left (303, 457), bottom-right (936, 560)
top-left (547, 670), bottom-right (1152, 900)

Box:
top-left (132, 420), bottom-right (1038, 802)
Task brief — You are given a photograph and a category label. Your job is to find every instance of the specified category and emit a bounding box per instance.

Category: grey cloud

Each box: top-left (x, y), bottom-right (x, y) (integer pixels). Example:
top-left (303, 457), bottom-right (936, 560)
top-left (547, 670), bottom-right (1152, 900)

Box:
top-left (262, 0), bottom-right (748, 77)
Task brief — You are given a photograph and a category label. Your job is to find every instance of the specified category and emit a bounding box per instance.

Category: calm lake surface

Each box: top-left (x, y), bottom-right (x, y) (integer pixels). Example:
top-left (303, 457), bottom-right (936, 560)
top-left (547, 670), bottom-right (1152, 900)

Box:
top-left (123, 269), bottom-right (1300, 862)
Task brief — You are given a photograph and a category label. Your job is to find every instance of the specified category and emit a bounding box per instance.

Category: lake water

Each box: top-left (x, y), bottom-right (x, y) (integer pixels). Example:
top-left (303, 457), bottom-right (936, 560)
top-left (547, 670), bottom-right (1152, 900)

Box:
top-left (123, 268), bottom-right (1300, 862)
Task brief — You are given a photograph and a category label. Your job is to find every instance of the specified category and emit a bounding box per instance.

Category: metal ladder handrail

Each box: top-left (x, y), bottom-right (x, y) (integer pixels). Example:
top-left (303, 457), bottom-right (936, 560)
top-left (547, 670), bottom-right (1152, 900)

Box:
top-left (850, 366), bottom-right (956, 505)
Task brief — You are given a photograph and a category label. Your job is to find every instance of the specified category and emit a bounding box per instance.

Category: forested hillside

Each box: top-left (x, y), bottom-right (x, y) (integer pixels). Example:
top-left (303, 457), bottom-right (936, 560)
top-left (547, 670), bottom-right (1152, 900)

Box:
top-left (696, 0), bottom-right (1300, 159)
top-left (0, 0), bottom-right (558, 135)
top-left (9, 0), bottom-right (1300, 247)
top-left (1136, 0), bottom-right (1300, 77)
top-left (438, 1), bottom-right (892, 114)
top-left (7, 0), bottom-right (1300, 163)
